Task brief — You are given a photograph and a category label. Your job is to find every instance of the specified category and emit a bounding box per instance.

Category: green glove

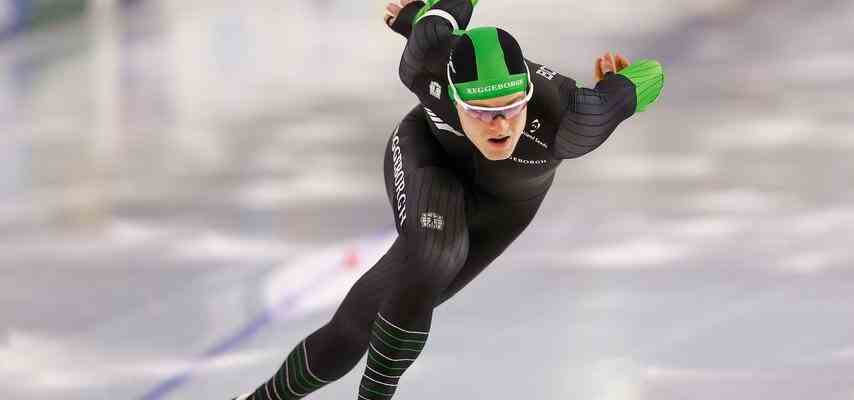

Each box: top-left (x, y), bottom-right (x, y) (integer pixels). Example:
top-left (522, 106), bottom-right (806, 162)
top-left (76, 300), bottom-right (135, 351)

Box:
top-left (617, 59), bottom-right (664, 113)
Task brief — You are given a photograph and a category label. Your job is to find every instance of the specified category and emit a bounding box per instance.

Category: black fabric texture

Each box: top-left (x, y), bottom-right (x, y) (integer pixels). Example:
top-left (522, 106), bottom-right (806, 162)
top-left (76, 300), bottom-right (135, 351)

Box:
top-left (239, 108), bottom-right (548, 400)
top-left (389, 1), bottom-right (425, 38)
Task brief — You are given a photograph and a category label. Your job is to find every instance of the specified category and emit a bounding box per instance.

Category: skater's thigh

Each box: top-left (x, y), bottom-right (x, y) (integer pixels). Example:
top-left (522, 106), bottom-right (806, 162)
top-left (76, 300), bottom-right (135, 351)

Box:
top-left (398, 165), bottom-right (470, 293)
top-left (383, 106), bottom-right (455, 236)
top-left (332, 166), bottom-right (471, 326)
top-left (437, 189), bottom-right (549, 305)
top-left (332, 131), bottom-right (469, 328)
top-left (383, 108), bottom-right (469, 287)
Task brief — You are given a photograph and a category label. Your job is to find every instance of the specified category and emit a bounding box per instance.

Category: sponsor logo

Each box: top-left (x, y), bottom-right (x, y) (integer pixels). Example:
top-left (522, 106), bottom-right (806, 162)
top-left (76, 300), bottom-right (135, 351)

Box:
top-left (536, 65), bottom-right (557, 80)
top-left (510, 156), bottom-right (548, 165)
top-left (464, 79), bottom-right (524, 95)
top-left (522, 131), bottom-right (548, 149)
top-left (390, 128), bottom-right (407, 227)
top-left (429, 81), bottom-right (442, 99)
top-left (420, 212), bottom-right (445, 231)
top-left (521, 118), bottom-right (547, 149)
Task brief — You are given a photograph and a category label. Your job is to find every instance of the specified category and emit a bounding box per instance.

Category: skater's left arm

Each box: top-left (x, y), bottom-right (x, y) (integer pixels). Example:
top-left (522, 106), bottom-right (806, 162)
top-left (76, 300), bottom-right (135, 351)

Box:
top-left (552, 52), bottom-right (664, 159)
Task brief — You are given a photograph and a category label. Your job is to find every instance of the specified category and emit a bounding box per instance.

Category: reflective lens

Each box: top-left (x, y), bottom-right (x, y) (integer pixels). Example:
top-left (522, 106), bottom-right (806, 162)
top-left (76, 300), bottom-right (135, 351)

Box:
top-left (462, 101), bottom-right (527, 122)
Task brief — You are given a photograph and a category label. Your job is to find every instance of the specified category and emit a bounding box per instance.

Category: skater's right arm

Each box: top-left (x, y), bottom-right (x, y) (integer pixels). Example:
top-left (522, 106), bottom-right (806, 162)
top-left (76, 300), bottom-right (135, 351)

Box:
top-left (386, 0), bottom-right (425, 39)
top-left (385, 0), bottom-right (476, 39)
top-left (388, 0), bottom-right (478, 93)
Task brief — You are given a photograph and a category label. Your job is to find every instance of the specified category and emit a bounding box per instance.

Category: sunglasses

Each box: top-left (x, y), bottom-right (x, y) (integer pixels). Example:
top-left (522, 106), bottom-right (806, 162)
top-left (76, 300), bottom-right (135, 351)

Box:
top-left (446, 62), bottom-right (534, 123)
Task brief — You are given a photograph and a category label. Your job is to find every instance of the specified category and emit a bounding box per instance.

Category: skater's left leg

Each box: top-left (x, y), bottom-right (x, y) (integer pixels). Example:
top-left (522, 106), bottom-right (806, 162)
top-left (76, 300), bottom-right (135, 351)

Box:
top-left (237, 239), bottom-right (409, 400)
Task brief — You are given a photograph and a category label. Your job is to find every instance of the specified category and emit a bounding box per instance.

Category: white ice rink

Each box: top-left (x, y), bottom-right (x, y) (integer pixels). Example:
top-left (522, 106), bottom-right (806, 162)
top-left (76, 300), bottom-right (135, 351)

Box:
top-left (1, 1), bottom-right (854, 399)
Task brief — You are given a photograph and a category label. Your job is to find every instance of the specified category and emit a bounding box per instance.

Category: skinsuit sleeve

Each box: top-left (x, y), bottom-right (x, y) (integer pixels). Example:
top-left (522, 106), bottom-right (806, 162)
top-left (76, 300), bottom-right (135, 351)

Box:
top-left (551, 59), bottom-right (664, 159)
top-left (391, 0), bottom-right (478, 93)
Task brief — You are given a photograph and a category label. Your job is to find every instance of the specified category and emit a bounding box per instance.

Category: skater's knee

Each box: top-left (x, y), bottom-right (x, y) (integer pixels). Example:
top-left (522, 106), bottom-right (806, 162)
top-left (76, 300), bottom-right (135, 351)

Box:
top-left (326, 313), bottom-right (372, 351)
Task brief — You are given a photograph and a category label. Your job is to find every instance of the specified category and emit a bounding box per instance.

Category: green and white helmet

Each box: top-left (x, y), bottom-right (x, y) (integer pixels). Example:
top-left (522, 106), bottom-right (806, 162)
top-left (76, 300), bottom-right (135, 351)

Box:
top-left (447, 26), bottom-right (530, 103)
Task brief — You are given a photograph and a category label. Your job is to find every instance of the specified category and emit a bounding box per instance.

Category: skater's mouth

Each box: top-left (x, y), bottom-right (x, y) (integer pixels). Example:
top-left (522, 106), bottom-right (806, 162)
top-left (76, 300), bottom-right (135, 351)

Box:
top-left (488, 136), bottom-right (510, 143)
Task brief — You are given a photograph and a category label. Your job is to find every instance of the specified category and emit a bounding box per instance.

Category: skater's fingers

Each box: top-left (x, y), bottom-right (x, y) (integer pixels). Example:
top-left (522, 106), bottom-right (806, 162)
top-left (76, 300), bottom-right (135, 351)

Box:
top-left (594, 56), bottom-right (604, 81)
top-left (600, 56), bottom-right (613, 74)
top-left (387, 3), bottom-right (402, 16)
top-left (605, 51), bottom-right (616, 73)
top-left (615, 52), bottom-right (631, 70)
top-left (384, 3), bottom-right (402, 27)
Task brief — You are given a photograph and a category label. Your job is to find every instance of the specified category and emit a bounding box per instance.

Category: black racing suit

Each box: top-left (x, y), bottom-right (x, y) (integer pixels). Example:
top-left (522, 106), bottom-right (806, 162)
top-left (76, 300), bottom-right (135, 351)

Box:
top-left (239, 1), bottom-right (638, 399)
top-left (382, 0), bottom-right (637, 300)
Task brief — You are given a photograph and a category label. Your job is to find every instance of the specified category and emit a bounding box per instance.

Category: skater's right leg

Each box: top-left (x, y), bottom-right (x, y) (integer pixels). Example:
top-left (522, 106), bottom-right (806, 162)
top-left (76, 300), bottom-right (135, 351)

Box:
top-left (241, 238), bottom-right (408, 400)
top-left (238, 107), bottom-right (447, 400)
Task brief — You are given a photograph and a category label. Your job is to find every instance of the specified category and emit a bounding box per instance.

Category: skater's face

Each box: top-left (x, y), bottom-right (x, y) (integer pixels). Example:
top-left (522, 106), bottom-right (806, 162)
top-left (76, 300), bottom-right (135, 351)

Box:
top-left (456, 92), bottom-right (528, 161)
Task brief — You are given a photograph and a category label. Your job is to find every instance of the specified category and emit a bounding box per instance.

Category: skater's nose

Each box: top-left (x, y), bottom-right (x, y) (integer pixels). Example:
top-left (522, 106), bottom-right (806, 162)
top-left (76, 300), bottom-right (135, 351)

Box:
top-left (487, 115), bottom-right (509, 132)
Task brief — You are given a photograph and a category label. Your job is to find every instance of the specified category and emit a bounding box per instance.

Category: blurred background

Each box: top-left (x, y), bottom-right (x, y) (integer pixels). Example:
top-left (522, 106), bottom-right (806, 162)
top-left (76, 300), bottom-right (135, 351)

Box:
top-left (2, 0), bottom-right (853, 399)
